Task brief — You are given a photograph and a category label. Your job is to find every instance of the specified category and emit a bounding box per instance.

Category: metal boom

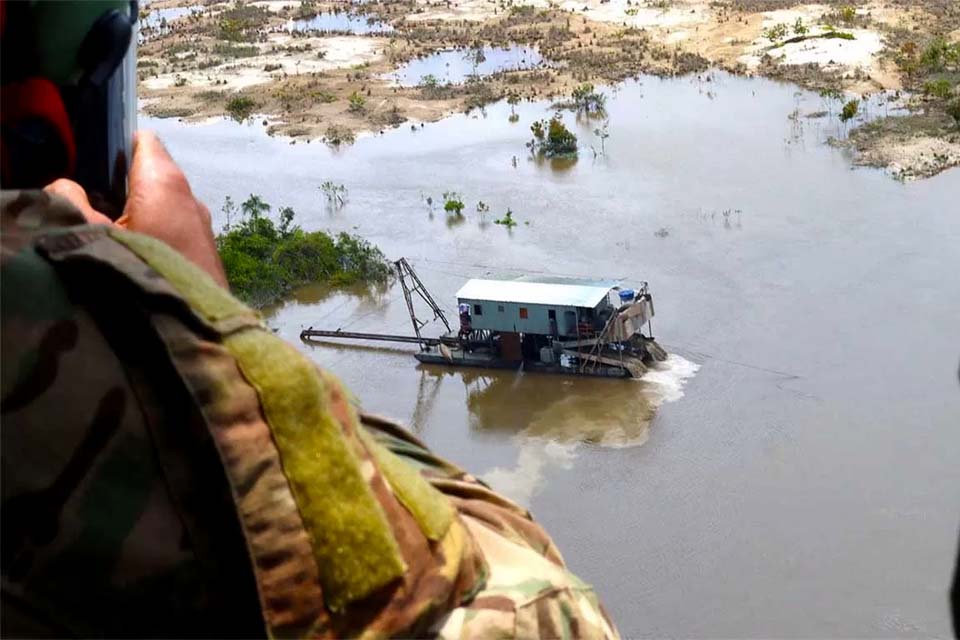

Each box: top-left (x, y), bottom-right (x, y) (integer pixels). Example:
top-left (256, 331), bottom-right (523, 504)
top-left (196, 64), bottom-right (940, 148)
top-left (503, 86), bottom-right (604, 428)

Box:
top-left (394, 258), bottom-right (450, 350)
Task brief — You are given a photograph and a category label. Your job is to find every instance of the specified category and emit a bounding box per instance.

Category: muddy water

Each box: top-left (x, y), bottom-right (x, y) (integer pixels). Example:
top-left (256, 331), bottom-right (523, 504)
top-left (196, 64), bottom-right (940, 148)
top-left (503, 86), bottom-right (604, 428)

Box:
top-left (144, 72), bottom-right (960, 637)
top-left (387, 45), bottom-right (544, 86)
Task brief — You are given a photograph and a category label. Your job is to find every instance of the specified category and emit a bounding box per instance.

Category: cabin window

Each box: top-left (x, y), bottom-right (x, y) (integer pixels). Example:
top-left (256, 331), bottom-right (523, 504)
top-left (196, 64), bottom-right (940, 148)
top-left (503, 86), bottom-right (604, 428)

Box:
top-left (519, 307), bottom-right (529, 319)
top-left (474, 304), bottom-right (483, 316)
top-left (548, 310), bottom-right (556, 320)
top-left (498, 305), bottom-right (505, 313)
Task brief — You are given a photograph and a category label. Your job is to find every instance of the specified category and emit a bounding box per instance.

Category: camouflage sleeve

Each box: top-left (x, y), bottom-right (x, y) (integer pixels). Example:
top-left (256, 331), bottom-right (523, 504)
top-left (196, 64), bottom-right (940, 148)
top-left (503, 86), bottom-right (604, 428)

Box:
top-left (362, 414), bottom-right (621, 640)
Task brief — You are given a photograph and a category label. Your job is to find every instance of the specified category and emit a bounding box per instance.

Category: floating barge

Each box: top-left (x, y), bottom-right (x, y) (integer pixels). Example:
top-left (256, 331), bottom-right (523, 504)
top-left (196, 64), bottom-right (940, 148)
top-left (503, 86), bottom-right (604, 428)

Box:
top-left (301, 259), bottom-right (667, 379)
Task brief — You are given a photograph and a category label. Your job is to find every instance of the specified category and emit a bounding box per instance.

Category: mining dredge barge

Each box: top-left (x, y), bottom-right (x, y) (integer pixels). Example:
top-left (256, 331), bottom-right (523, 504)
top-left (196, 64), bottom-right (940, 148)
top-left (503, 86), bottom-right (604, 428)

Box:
top-left (301, 259), bottom-right (667, 378)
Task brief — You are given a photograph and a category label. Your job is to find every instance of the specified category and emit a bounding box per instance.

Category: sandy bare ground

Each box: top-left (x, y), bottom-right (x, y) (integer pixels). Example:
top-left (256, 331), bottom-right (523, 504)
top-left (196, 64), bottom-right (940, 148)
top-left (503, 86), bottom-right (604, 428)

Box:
top-left (137, 0), bottom-right (958, 178)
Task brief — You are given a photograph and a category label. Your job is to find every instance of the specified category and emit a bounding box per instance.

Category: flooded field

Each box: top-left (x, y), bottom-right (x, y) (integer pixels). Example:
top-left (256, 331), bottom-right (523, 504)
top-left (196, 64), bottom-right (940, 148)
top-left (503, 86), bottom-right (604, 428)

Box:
top-left (145, 71), bottom-right (960, 637)
top-left (388, 45), bottom-right (545, 86)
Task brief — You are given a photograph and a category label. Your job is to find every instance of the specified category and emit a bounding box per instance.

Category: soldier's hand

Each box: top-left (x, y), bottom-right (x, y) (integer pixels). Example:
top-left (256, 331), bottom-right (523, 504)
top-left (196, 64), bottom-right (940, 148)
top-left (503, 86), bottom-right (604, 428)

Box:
top-left (44, 131), bottom-right (227, 287)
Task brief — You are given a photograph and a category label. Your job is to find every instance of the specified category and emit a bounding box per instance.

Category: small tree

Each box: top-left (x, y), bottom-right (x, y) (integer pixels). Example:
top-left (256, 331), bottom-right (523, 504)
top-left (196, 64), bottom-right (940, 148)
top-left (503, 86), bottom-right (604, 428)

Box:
top-left (507, 93), bottom-right (521, 115)
top-left (571, 83), bottom-right (606, 113)
top-left (793, 17), bottom-right (808, 36)
top-left (593, 121), bottom-right (610, 155)
top-left (222, 195), bottom-right (237, 231)
top-left (242, 194), bottom-right (270, 219)
top-left (278, 206), bottom-right (298, 236)
top-left (320, 182), bottom-right (348, 208)
top-left (840, 99), bottom-right (859, 122)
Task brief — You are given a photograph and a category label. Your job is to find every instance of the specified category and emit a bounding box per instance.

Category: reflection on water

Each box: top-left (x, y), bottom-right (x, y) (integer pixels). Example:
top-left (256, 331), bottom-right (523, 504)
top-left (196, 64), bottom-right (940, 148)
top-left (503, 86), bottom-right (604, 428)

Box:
top-left (467, 355), bottom-right (697, 505)
top-left (388, 45), bottom-right (545, 86)
top-left (286, 11), bottom-right (393, 34)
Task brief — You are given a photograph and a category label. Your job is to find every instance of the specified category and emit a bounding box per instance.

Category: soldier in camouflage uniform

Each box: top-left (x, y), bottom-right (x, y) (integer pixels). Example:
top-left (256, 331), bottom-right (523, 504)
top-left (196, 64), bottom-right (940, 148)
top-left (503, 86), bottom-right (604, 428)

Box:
top-left (1, 133), bottom-right (619, 638)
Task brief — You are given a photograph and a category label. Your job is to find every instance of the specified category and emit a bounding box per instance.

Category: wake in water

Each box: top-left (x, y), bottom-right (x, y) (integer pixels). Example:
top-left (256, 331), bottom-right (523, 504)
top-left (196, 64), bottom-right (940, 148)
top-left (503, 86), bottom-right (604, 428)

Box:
top-left (482, 352), bottom-right (700, 505)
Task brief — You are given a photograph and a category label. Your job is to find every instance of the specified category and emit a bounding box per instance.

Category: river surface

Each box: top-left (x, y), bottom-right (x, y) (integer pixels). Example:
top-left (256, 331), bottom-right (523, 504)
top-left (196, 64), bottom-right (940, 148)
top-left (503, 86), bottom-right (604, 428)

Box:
top-left (145, 72), bottom-right (960, 637)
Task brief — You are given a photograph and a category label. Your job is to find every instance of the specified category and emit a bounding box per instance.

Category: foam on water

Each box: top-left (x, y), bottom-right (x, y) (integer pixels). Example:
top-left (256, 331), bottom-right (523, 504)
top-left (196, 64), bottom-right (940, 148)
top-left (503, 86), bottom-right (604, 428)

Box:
top-left (638, 353), bottom-right (701, 406)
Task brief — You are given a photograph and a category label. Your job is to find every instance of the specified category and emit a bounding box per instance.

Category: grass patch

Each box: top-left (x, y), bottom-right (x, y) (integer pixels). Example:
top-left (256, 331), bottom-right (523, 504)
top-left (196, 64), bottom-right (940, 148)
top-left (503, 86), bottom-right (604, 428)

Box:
top-left (213, 43), bottom-right (259, 58)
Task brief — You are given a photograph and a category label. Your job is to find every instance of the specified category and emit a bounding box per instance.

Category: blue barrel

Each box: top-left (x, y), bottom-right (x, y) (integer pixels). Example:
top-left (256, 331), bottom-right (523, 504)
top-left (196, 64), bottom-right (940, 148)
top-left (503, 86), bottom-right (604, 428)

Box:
top-left (618, 289), bottom-right (635, 302)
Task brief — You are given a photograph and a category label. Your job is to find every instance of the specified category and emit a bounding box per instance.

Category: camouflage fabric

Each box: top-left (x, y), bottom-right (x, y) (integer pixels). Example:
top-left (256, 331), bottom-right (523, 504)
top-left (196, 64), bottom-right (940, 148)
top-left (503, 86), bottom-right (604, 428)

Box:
top-left (1, 189), bottom-right (620, 639)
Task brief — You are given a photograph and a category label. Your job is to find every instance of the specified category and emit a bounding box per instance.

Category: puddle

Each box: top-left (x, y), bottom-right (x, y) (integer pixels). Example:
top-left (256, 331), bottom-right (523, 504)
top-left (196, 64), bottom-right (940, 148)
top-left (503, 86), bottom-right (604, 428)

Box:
top-left (388, 45), bottom-right (545, 87)
top-left (285, 11), bottom-right (393, 34)
top-left (141, 4), bottom-right (203, 29)
top-left (139, 3), bottom-right (203, 41)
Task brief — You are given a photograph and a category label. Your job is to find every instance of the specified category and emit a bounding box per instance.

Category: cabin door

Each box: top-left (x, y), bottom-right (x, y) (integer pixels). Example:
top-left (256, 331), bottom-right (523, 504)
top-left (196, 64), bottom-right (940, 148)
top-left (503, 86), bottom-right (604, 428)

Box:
top-left (563, 310), bottom-right (577, 336)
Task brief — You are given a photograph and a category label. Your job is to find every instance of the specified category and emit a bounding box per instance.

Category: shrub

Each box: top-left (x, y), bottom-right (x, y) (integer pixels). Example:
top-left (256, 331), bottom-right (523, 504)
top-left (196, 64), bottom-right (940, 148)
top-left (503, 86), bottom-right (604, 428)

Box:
top-left (442, 191), bottom-right (465, 215)
top-left (919, 37), bottom-right (960, 73)
top-left (571, 83), bottom-right (607, 113)
top-left (324, 125), bottom-right (355, 147)
top-left (529, 116), bottom-right (578, 157)
top-left (348, 91), bottom-right (366, 112)
top-left (494, 209), bottom-right (517, 227)
top-left (923, 79), bottom-right (953, 99)
top-left (840, 99), bottom-right (859, 122)
top-left (225, 95), bottom-right (257, 122)
top-left (763, 23), bottom-right (788, 43)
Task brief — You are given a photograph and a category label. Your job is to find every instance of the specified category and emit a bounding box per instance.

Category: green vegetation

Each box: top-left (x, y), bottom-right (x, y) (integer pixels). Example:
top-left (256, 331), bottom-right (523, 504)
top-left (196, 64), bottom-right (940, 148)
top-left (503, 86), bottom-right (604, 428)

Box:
top-left (213, 43), bottom-right (259, 58)
top-left (918, 37), bottom-right (960, 73)
top-left (348, 91), bottom-right (366, 112)
top-left (442, 192), bottom-right (465, 215)
top-left (840, 99), bottom-right (859, 123)
top-left (529, 116), bottom-right (578, 157)
top-left (217, 195), bottom-right (390, 307)
top-left (226, 95), bottom-right (257, 122)
top-left (763, 22), bottom-right (788, 43)
top-left (571, 83), bottom-right (607, 113)
top-left (793, 18), bottom-right (808, 37)
top-left (494, 209), bottom-right (517, 228)
top-left (923, 79), bottom-right (954, 100)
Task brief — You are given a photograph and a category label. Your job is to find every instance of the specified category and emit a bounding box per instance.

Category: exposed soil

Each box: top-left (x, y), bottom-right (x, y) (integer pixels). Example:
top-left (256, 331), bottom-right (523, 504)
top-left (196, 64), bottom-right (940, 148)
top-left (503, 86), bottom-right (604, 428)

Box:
top-left (138, 0), bottom-right (958, 177)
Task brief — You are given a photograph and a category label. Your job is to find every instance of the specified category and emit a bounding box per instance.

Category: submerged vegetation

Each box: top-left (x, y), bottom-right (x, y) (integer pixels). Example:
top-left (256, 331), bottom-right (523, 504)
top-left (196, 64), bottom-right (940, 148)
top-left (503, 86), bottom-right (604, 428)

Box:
top-left (217, 194), bottom-right (390, 307)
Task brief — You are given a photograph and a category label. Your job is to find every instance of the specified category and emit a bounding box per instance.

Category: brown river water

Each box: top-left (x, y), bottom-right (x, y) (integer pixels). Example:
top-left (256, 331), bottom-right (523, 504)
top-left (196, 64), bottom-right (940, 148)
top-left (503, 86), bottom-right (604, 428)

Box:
top-left (145, 71), bottom-right (960, 637)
